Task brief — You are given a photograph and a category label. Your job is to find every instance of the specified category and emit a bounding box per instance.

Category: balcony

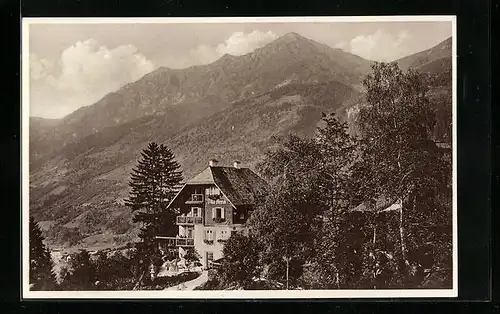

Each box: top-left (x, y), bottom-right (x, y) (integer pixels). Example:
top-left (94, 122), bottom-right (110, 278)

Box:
top-left (176, 216), bottom-right (203, 225)
top-left (155, 236), bottom-right (194, 247)
top-left (176, 237), bottom-right (194, 247)
top-left (185, 194), bottom-right (204, 204)
top-left (155, 236), bottom-right (176, 248)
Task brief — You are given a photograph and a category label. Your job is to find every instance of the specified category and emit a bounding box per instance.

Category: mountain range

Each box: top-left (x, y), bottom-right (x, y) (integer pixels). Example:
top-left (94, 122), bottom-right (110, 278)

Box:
top-left (28, 32), bottom-right (452, 251)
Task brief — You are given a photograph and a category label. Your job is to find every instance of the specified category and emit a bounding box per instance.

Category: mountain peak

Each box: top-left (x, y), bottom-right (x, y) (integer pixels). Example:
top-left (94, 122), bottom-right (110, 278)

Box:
top-left (220, 53), bottom-right (236, 61)
top-left (275, 32), bottom-right (309, 43)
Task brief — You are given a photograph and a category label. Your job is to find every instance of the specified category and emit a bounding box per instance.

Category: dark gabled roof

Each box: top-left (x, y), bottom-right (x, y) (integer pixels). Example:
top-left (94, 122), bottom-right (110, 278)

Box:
top-left (168, 166), bottom-right (269, 207)
top-left (210, 166), bottom-right (269, 206)
top-left (187, 167), bottom-right (215, 185)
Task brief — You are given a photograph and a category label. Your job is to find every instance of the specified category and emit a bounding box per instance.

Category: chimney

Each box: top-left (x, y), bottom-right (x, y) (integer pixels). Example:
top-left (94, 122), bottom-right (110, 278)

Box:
top-left (233, 161), bottom-right (241, 169)
top-left (209, 159), bottom-right (218, 167)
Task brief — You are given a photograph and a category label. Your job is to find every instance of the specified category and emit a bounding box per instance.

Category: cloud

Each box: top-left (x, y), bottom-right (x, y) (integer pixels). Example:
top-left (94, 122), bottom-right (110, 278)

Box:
top-left (30, 32), bottom-right (277, 118)
top-left (188, 44), bottom-right (221, 65)
top-left (30, 54), bottom-right (55, 81)
top-left (216, 30), bottom-right (278, 56)
top-left (339, 30), bottom-right (412, 61)
top-left (188, 30), bottom-right (278, 65)
top-left (30, 39), bottom-right (155, 118)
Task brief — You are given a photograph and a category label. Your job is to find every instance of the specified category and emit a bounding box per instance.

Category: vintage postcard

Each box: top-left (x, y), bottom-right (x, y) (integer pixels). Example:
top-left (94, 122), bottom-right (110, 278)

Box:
top-left (22, 16), bottom-right (457, 299)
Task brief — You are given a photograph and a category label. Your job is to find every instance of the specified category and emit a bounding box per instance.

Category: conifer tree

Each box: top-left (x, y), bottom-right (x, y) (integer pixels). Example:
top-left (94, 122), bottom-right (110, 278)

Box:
top-left (125, 142), bottom-right (183, 276)
top-left (29, 216), bottom-right (56, 290)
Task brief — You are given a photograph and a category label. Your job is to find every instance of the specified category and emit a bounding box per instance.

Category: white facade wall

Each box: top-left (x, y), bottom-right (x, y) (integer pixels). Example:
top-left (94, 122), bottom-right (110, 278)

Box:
top-left (180, 224), bottom-right (247, 269)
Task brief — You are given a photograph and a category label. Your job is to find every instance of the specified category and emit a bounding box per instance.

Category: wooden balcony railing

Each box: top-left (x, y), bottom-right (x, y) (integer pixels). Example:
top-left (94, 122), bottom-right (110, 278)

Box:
top-left (155, 236), bottom-right (194, 247)
top-left (155, 236), bottom-right (176, 248)
top-left (176, 216), bottom-right (203, 225)
top-left (176, 238), bottom-right (194, 247)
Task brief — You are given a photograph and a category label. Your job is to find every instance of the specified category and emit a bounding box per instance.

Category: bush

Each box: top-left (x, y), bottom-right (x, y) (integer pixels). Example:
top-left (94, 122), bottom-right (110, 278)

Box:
top-left (58, 247), bottom-right (141, 291)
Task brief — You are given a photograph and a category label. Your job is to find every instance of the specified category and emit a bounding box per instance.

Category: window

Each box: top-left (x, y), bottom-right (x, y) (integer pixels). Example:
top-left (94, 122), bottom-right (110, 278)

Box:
top-left (206, 252), bottom-right (213, 262)
top-left (186, 227), bottom-right (194, 238)
top-left (206, 186), bottom-right (220, 196)
top-left (190, 188), bottom-right (203, 202)
top-left (191, 207), bottom-right (201, 217)
top-left (240, 212), bottom-right (245, 219)
top-left (205, 229), bottom-right (214, 241)
top-left (212, 207), bottom-right (224, 220)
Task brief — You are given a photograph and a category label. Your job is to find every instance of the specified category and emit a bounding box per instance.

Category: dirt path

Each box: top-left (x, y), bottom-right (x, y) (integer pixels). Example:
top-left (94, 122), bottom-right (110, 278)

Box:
top-left (165, 271), bottom-right (209, 291)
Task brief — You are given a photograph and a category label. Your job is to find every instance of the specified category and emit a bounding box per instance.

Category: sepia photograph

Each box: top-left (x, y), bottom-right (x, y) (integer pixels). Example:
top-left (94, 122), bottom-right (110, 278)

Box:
top-left (22, 16), bottom-right (457, 298)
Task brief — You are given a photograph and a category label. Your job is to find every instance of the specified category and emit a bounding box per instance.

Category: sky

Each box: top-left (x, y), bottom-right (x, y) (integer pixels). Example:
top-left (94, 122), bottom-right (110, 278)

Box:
top-left (27, 20), bottom-right (453, 119)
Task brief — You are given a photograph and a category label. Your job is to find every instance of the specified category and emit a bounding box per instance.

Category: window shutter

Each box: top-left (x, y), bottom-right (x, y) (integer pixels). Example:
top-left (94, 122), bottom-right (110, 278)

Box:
top-left (221, 208), bottom-right (225, 219)
top-left (212, 208), bottom-right (215, 219)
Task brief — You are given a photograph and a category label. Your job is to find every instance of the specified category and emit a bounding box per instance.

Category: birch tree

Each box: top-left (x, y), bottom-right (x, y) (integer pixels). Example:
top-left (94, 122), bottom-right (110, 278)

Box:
top-left (356, 62), bottom-right (449, 286)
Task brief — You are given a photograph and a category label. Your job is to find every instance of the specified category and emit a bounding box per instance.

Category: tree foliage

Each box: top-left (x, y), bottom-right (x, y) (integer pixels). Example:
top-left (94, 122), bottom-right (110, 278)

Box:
top-left (183, 248), bottom-right (202, 271)
top-left (218, 232), bottom-right (261, 288)
top-left (247, 114), bottom-right (360, 288)
top-left (216, 62), bottom-right (452, 290)
top-left (355, 62), bottom-right (452, 287)
top-left (125, 142), bottom-right (183, 273)
top-left (59, 249), bottom-right (97, 290)
top-left (29, 216), bottom-right (57, 290)
top-left (57, 247), bottom-right (197, 290)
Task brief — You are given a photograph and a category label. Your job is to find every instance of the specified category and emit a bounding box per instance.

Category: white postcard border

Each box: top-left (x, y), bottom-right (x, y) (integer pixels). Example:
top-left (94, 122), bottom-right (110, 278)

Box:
top-left (21, 15), bottom-right (458, 299)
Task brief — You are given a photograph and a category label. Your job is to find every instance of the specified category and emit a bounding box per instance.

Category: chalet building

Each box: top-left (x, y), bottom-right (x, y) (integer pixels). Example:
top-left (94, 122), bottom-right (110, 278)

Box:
top-left (155, 159), bottom-right (268, 269)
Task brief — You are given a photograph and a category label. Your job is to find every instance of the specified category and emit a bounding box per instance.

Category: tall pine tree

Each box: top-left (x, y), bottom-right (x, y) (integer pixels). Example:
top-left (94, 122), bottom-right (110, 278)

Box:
top-left (125, 142), bottom-right (183, 275)
top-left (29, 216), bottom-right (56, 290)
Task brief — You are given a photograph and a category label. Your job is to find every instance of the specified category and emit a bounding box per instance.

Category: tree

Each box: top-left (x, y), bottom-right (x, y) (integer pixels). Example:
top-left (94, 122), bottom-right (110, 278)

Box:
top-left (29, 216), bottom-right (56, 290)
top-left (251, 113), bottom-right (363, 289)
top-left (59, 249), bottom-right (97, 290)
top-left (125, 142), bottom-right (183, 277)
top-left (92, 250), bottom-right (139, 290)
top-left (249, 185), bottom-right (321, 288)
top-left (255, 112), bottom-right (364, 289)
top-left (252, 135), bottom-right (327, 288)
top-left (183, 248), bottom-right (201, 272)
top-left (355, 62), bottom-right (451, 286)
top-left (219, 232), bottom-right (261, 289)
